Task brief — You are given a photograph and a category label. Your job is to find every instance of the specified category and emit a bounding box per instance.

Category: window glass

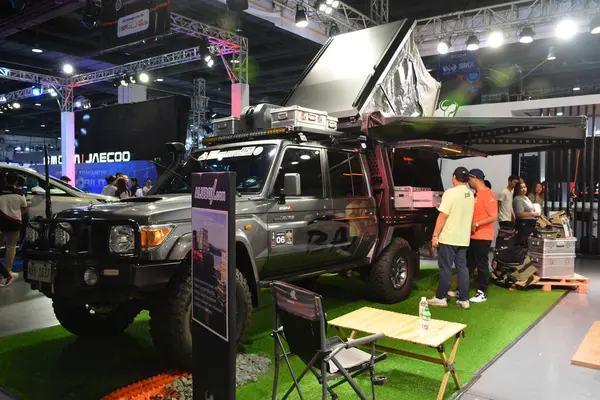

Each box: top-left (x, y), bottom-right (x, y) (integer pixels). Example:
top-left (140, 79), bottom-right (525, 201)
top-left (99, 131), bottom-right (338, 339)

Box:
top-left (21, 173), bottom-right (67, 196)
top-left (273, 148), bottom-right (323, 197)
top-left (391, 150), bottom-right (443, 190)
top-left (328, 151), bottom-right (368, 197)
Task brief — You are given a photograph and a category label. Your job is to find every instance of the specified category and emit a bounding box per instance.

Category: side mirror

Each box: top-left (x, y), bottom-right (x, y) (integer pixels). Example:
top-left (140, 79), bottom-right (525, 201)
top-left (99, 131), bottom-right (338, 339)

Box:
top-left (31, 186), bottom-right (46, 195)
top-left (283, 173), bottom-right (301, 196)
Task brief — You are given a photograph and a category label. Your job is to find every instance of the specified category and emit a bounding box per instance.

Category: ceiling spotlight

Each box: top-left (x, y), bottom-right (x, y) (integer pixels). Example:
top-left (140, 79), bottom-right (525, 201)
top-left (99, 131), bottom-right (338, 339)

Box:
top-left (35, 103), bottom-right (41, 106)
top-left (4, 129), bottom-right (8, 132)
top-left (556, 112), bottom-right (564, 116)
top-left (12, 102), bottom-right (20, 109)
top-left (155, 78), bottom-right (164, 82)
top-left (547, 46), bottom-right (556, 60)
top-left (138, 72), bottom-right (149, 83)
top-left (556, 19), bottom-right (577, 40)
top-left (207, 59), bottom-right (214, 68)
top-left (591, 15), bottom-right (600, 34)
top-left (31, 47), bottom-right (43, 53)
top-left (15, 146), bottom-right (21, 151)
top-left (319, 2), bottom-right (327, 11)
top-left (48, 88), bottom-right (58, 97)
top-left (466, 34), bottom-right (480, 51)
top-left (573, 83), bottom-right (581, 91)
top-left (332, 0), bottom-right (340, 7)
top-left (295, 5), bottom-right (309, 28)
top-left (120, 79), bottom-right (128, 86)
top-left (518, 26), bottom-right (535, 43)
top-left (129, 76), bottom-right (136, 84)
top-left (62, 63), bottom-right (74, 74)
top-left (31, 86), bottom-right (43, 96)
top-left (41, 124), bottom-right (45, 128)
top-left (205, 55), bottom-right (212, 63)
top-left (488, 31), bottom-right (504, 48)
top-left (437, 38), bottom-right (450, 54)
top-left (326, 0), bottom-right (333, 4)
top-left (325, 6), bottom-right (333, 14)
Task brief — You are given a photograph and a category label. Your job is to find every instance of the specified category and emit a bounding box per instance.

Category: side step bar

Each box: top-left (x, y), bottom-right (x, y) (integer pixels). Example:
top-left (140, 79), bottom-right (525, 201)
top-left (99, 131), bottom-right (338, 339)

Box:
top-left (259, 259), bottom-right (370, 288)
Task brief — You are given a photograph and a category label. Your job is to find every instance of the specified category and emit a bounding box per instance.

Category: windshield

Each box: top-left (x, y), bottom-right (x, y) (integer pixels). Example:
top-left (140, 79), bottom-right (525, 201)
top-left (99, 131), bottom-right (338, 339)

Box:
top-left (154, 144), bottom-right (277, 194)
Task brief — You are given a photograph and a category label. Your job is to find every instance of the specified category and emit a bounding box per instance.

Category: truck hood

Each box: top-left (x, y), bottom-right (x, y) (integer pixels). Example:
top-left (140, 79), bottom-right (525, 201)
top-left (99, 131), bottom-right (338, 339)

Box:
top-left (58, 193), bottom-right (262, 223)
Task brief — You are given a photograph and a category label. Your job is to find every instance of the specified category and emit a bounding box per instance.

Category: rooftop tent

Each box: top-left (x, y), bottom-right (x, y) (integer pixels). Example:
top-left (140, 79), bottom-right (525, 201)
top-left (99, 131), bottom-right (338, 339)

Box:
top-left (362, 112), bottom-right (588, 156)
top-left (282, 19), bottom-right (441, 120)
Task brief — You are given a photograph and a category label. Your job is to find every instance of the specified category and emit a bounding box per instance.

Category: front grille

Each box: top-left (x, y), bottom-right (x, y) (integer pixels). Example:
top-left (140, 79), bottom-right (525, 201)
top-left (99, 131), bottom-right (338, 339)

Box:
top-left (24, 217), bottom-right (141, 261)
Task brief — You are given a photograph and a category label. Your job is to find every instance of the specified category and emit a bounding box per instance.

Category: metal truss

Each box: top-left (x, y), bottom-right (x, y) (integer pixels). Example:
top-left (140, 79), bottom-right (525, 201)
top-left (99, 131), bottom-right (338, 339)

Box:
top-left (0, 67), bottom-right (68, 86)
top-left (0, 85), bottom-right (53, 103)
top-left (70, 46), bottom-right (204, 86)
top-left (370, 0), bottom-right (389, 24)
top-left (415, 0), bottom-right (600, 56)
top-left (280, 0), bottom-right (376, 34)
top-left (171, 13), bottom-right (244, 56)
top-left (188, 78), bottom-right (209, 150)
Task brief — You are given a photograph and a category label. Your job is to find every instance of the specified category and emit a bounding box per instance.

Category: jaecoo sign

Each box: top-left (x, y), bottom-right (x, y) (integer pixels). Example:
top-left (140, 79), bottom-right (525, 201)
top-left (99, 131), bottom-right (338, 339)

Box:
top-left (45, 151), bottom-right (132, 165)
top-left (194, 179), bottom-right (226, 205)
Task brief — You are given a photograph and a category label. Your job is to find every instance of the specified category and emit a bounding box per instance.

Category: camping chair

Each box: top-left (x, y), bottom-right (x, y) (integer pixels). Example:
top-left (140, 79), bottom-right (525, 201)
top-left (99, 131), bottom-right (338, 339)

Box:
top-left (270, 281), bottom-right (388, 400)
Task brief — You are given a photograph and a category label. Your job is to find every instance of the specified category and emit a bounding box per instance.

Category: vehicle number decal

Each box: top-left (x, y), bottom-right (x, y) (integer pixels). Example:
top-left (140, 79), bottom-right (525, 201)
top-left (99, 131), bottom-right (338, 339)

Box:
top-left (272, 230), bottom-right (293, 247)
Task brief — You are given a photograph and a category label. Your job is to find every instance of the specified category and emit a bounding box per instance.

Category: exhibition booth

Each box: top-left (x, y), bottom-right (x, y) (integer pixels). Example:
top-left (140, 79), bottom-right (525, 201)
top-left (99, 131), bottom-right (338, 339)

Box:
top-left (0, 10), bottom-right (596, 400)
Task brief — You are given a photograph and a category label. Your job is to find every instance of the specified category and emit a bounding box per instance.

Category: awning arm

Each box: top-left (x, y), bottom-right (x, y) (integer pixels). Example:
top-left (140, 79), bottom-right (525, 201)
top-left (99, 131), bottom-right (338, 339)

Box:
top-left (391, 139), bottom-right (488, 158)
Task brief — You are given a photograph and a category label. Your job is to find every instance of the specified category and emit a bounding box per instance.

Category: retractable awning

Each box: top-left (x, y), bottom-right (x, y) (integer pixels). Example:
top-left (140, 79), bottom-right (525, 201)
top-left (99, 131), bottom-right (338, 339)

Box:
top-left (362, 112), bottom-right (588, 155)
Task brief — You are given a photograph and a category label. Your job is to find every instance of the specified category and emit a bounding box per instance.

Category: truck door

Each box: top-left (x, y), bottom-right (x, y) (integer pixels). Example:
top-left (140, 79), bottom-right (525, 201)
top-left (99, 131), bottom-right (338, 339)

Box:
top-left (327, 150), bottom-right (378, 262)
top-left (263, 146), bottom-right (333, 276)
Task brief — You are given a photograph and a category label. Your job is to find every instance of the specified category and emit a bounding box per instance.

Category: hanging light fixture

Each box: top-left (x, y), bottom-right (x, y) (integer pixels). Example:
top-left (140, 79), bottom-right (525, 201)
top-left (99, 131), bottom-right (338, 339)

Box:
top-left (466, 34), bottom-right (480, 51)
top-left (573, 82), bottom-right (581, 91)
top-left (591, 15), bottom-right (600, 34)
top-left (488, 31), bottom-right (504, 48)
top-left (518, 26), bottom-right (535, 43)
top-left (547, 46), bottom-right (556, 60)
top-left (295, 5), bottom-right (309, 28)
top-left (556, 19), bottom-right (577, 40)
top-left (437, 38), bottom-right (450, 55)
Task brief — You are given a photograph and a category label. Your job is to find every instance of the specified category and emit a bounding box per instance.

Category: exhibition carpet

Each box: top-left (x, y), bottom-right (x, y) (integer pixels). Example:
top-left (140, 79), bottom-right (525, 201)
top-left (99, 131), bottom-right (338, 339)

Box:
top-left (0, 265), bottom-right (564, 400)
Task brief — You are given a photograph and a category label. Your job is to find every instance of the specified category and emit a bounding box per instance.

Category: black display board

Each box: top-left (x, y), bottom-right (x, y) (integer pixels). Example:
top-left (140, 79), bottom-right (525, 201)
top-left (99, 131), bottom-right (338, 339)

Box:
top-left (192, 172), bottom-right (237, 400)
top-left (74, 95), bottom-right (190, 163)
top-left (100, 0), bottom-right (171, 49)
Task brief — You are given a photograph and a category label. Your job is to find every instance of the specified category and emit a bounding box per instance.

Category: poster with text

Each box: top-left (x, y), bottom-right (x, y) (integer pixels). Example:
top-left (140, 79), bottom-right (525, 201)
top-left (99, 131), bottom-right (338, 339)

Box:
top-left (192, 172), bottom-right (236, 400)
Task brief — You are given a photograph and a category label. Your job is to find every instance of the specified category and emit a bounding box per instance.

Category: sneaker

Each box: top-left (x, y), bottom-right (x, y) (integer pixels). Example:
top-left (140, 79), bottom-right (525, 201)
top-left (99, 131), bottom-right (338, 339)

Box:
top-left (447, 290), bottom-right (459, 298)
top-left (470, 290), bottom-right (487, 303)
top-left (9, 271), bottom-right (18, 279)
top-left (0, 275), bottom-right (14, 288)
top-left (427, 297), bottom-right (448, 308)
top-left (456, 300), bottom-right (470, 309)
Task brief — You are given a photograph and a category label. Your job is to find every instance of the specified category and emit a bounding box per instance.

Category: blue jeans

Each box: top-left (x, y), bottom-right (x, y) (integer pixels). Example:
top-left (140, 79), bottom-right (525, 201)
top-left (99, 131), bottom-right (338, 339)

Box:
top-left (436, 244), bottom-right (469, 302)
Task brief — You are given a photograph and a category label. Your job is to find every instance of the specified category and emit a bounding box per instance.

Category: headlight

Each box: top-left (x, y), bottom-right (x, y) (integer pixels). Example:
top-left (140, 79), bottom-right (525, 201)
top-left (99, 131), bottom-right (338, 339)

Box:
top-left (109, 225), bottom-right (136, 254)
top-left (55, 222), bottom-right (72, 246)
top-left (140, 224), bottom-right (175, 250)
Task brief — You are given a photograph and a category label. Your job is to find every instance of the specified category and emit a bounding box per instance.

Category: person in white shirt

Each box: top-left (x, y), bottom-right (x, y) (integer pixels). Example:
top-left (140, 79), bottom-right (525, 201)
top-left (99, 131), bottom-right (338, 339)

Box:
top-left (0, 173), bottom-right (28, 287)
top-left (142, 179), bottom-right (153, 196)
top-left (101, 175), bottom-right (117, 197)
top-left (497, 175), bottom-right (520, 229)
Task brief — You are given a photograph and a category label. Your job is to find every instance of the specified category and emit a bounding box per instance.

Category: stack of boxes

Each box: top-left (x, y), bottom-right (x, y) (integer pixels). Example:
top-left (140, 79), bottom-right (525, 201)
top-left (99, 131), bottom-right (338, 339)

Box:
top-left (528, 237), bottom-right (577, 278)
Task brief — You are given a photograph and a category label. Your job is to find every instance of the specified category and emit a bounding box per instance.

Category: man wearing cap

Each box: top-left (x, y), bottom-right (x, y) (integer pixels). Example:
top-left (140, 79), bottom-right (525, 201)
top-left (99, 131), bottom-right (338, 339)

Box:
top-left (428, 167), bottom-right (475, 309)
top-left (466, 169), bottom-right (497, 303)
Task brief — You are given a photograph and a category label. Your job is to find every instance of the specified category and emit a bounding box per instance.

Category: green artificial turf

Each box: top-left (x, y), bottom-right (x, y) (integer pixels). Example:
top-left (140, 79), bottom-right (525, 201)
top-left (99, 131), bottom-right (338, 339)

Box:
top-left (0, 266), bottom-right (564, 400)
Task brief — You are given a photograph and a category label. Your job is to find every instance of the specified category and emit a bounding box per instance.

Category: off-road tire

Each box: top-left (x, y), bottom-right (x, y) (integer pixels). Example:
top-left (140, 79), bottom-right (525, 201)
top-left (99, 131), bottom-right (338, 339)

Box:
top-left (368, 238), bottom-right (415, 303)
top-left (149, 261), bottom-right (253, 370)
top-left (53, 298), bottom-right (141, 337)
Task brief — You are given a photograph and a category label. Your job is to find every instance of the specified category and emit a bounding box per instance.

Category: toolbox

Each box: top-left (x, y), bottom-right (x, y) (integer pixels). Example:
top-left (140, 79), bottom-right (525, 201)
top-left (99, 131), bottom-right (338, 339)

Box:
top-left (212, 116), bottom-right (241, 136)
top-left (528, 237), bottom-right (576, 255)
top-left (529, 252), bottom-right (575, 278)
top-left (270, 105), bottom-right (338, 131)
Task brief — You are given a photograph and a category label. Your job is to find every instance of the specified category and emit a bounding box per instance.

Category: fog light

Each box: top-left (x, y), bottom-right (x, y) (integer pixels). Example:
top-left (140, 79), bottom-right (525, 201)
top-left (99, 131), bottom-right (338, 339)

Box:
top-left (83, 268), bottom-right (99, 286)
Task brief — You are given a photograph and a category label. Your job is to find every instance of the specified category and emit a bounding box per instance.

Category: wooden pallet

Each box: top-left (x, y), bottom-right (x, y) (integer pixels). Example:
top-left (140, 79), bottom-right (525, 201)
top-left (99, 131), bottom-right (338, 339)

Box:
top-left (531, 273), bottom-right (589, 293)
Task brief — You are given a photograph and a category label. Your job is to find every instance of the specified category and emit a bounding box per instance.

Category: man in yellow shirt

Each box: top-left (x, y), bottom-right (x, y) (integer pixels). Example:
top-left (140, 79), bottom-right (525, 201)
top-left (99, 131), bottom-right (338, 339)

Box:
top-left (429, 167), bottom-right (475, 309)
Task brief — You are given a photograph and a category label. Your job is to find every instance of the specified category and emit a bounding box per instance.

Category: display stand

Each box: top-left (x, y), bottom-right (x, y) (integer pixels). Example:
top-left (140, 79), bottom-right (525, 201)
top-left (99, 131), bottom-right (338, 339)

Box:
top-left (192, 172), bottom-right (237, 400)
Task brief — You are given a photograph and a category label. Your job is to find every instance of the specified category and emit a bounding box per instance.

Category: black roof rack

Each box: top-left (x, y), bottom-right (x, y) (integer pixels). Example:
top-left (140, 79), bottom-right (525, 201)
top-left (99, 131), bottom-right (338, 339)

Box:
top-left (201, 125), bottom-right (346, 147)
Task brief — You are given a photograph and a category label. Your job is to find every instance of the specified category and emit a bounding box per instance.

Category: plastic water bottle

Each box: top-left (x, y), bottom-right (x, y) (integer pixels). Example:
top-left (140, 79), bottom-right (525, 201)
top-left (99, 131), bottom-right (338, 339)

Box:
top-left (422, 308), bottom-right (431, 331)
top-left (419, 297), bottom-right (428, 320)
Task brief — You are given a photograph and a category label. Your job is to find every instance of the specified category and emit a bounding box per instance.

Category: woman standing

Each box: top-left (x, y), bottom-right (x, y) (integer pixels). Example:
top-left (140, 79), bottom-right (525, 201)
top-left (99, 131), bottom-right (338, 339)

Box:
top-left (115, 178), bottom-right (131, 200)
top-left (513, 181), bottom-right (539, 245)
top-left (528, 182), bottom-right (544, 208)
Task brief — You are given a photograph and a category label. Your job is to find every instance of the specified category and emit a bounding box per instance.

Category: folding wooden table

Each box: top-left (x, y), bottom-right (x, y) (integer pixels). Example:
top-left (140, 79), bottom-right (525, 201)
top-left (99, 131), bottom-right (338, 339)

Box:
top-left (328, 307), bottom-right (467, 400)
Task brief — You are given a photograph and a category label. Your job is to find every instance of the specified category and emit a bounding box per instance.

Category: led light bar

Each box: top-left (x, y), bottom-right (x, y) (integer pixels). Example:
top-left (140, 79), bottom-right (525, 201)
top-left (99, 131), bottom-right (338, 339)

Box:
top-left (201, 126), bottom-right (342, 147)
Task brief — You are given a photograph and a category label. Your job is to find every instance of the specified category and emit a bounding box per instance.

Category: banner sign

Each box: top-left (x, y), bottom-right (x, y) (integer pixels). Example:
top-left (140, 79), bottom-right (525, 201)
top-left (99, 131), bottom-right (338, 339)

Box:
top-left (192, 172), bottom-right (236, 400)
top-left (32, 160), bottom-right (157, 194)
top-left (438, 51), bottom-right (480, 80)
top-left (101, 0), bottom-right (171, 49)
